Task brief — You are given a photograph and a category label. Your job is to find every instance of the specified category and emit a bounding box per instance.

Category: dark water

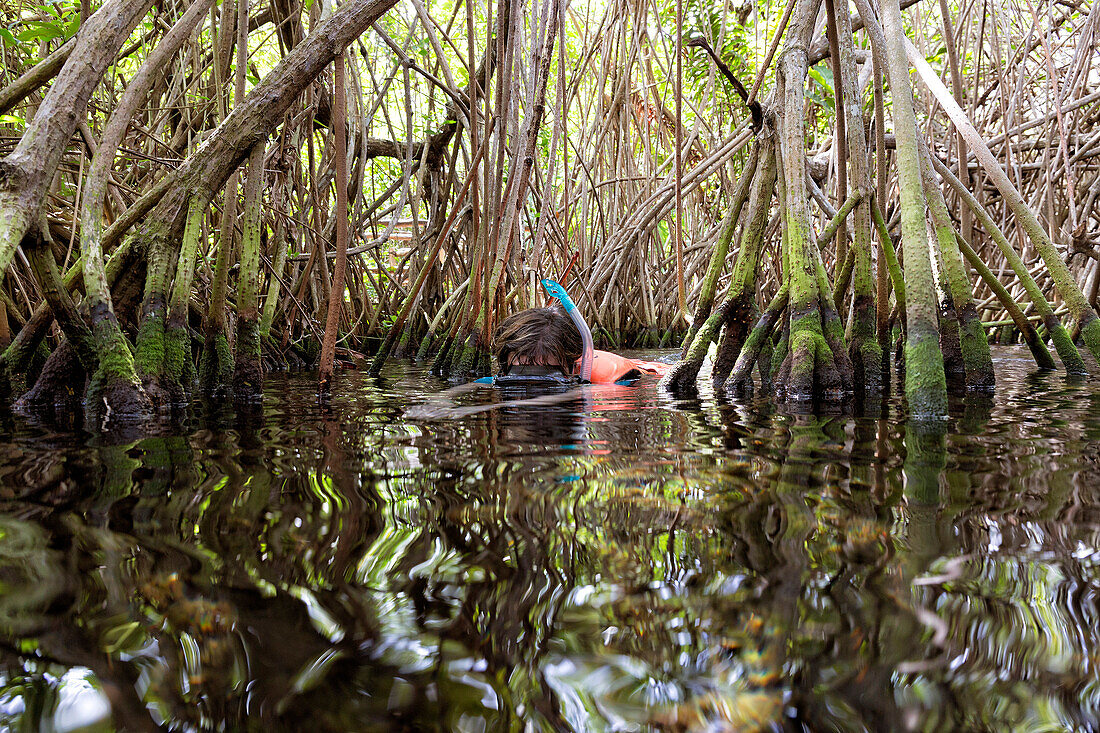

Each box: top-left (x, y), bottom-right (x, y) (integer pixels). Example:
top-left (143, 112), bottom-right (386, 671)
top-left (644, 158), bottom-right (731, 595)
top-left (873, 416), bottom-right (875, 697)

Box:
top-left (0, 347), bottom-right (1098, 732)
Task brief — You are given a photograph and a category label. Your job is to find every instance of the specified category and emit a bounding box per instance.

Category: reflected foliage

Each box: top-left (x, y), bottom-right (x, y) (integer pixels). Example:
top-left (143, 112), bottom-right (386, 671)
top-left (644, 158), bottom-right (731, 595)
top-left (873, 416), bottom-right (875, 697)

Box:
top-left (0, 350), bottom-right (1097, 730)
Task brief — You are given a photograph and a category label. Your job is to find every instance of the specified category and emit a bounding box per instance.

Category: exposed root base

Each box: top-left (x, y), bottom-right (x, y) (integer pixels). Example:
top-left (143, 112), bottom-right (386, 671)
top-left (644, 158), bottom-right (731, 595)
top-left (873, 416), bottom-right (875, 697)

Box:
top-left (776, 330), bottom-right (845, 402)
top-left (199, 332), bottom-right (234, 400)
top-left (85, 376), bottom-right (154, 429)
top-left (14, 342), bottom-right (86, 416)
top-left (659, 358), bottom-right (704, 394)
top-left (233, 360), bottom-right (264, 403)
top-left (848, 337), bottom-right (884, 396)
top-left (774, 307), bottom-right (852, 403)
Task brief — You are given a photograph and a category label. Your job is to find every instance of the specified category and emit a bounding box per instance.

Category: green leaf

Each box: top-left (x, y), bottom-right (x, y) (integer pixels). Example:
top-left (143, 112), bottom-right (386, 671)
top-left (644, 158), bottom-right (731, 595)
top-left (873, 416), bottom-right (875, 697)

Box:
top-left (808, 66), bottom-right (832, 94)
top-left (0, 114), bottom-right (25, 126)
top-left (17, 21), bottom-right (66, 44)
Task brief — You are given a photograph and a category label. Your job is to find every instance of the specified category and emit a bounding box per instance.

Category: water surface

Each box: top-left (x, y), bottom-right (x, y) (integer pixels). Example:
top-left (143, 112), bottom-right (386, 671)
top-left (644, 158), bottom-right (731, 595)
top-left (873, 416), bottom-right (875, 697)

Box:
top-left (0, 346), bottom-right (1097, 731)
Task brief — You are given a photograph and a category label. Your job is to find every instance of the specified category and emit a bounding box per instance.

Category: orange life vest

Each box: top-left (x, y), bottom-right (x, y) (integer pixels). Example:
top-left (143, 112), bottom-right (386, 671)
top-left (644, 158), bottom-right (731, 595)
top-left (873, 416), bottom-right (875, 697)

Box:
top-left (583, 350), bottom-right (671, 384)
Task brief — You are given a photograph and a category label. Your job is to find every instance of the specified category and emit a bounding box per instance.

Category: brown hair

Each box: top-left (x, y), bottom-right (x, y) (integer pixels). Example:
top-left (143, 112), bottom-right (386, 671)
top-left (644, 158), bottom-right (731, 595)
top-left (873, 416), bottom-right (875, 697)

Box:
top-left (492, 307), bottom-right (583, 375)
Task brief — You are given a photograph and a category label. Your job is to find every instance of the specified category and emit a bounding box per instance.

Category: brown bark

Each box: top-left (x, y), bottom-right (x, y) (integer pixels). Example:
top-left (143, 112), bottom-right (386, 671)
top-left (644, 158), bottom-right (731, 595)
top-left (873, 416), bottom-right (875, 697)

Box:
top-left (0, 0), bottom-right (157, 282)
top-left (319, 53), bottom-right (349, 390)
top-left (0, 38), bottom-right (75, 115)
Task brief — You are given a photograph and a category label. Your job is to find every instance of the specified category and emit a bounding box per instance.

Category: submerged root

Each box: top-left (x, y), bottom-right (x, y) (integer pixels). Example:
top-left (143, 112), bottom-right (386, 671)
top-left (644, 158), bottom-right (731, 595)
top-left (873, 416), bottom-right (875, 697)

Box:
top-left (1078, 315), bottom-right (1100, 370)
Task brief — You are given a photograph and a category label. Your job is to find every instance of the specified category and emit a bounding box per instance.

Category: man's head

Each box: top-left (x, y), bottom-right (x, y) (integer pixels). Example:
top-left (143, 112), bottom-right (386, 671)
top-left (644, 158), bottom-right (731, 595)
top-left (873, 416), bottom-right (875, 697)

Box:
top-left (493, 307), bottom-right (583, 376)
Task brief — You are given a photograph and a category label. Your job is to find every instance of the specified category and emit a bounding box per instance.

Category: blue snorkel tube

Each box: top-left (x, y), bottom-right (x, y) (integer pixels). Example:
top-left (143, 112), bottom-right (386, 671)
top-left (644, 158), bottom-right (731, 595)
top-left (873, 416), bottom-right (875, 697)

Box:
top-left (542, 278), bottom-right (594, 383)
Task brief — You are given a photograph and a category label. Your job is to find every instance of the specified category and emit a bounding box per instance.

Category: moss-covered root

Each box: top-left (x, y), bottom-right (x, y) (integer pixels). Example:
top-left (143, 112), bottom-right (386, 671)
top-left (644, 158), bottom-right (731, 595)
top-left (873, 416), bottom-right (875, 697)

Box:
top-left (659, 303), bottom-right (729, 393)
top-left (847, 293), bottom-right (884, 395)
top-left (937, 298), bottom-right (966, 384)
top-left (1079, 315), bottom-right (1100, 368)
top-left (85, 307), bottom-right (153, 426)
top-left (815, 271), bottom-right (855, 395)
top-left (13, 340), bottom-right (86, 416)
top-left (415, 330), bottom-right (439, 362)
top-left (954, 232), bottom-right (1054, 370)
top-left (392, 319), bottom-right (417, 359)
top-left (134, 306), bottom-right (173, 408)
top-left (757, 335), bottom-right (775, 393)
top-left (133, 224), bottom-right (181, 408)
top-left (957, 306), bottom-right (995, 390)
top-left (233, 318), bottom-right (263, 402)
top-left (905, 331), bottom-right (949, 418)
top-left (449, 332), bottom-right (490, 380)
top-left (199, 330), bottom-right (234, 399)
top-left (771, 324), bottom-right (789, 380)
top-left (725, 285), bottom-right (788, 395)
top-left (776, 311), bottom-right (844, 402)
top-left (163, 323), bottom-right (195, 400)
top-left (680, 145), bottom-right (763, 358)
top-left (918, 135), bottom-right (995, 392)
top-left (932, 157), bottom-right (1083, 373)
top-left (880, 0), bottom-right (947, 418)
top-left (1044, 316), bottom-right (1089, 374)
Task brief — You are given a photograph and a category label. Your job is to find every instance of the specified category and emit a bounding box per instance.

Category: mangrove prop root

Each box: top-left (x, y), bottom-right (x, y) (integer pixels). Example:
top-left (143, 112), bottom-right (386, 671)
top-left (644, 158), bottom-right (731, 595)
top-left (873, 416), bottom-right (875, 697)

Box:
top-left (955, 233), bottom-right (1056, 370)
top-left (726, 284), bottom-right (789, 395)
top-left (660, 302), bottom-right (731, 393)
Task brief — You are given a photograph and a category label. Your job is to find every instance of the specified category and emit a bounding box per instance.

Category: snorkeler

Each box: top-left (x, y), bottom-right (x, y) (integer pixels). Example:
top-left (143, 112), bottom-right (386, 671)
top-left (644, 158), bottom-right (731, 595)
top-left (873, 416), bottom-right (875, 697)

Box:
top-left (406, 279), bottom-right (668, 420)
top-left (482, 279), bottom-right (669, 386)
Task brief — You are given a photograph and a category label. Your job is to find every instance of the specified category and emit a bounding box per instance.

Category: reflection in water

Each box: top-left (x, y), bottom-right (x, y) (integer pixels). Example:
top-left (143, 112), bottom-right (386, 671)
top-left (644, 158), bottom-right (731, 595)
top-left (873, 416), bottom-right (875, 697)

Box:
top-left (0, 348), bottom-right (1097, 730)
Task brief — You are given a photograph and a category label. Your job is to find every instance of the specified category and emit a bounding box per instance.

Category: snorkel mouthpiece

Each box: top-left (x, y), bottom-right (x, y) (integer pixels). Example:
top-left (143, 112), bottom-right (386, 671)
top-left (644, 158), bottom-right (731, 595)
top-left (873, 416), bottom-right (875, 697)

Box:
top-left (541, 278), bottom-right (594, 383)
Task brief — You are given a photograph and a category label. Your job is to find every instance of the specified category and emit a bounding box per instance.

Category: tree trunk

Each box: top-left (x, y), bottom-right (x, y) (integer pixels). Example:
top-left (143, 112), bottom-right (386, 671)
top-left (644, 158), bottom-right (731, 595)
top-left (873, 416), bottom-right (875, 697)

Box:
top-left (773, 0), bottom-right (850, 402)
top-left (0, 0), bottom-right (157, 283)
top-left (833, 0), bottom-right (882, 393)
top-left (79, 0), bottom-right (212, 420)
top-left (878, 0), bottom-right (947, 417)
top-left (319, 51), bottom-right (348, 391)
top-left (235, 143), bottom-right (268, 400)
